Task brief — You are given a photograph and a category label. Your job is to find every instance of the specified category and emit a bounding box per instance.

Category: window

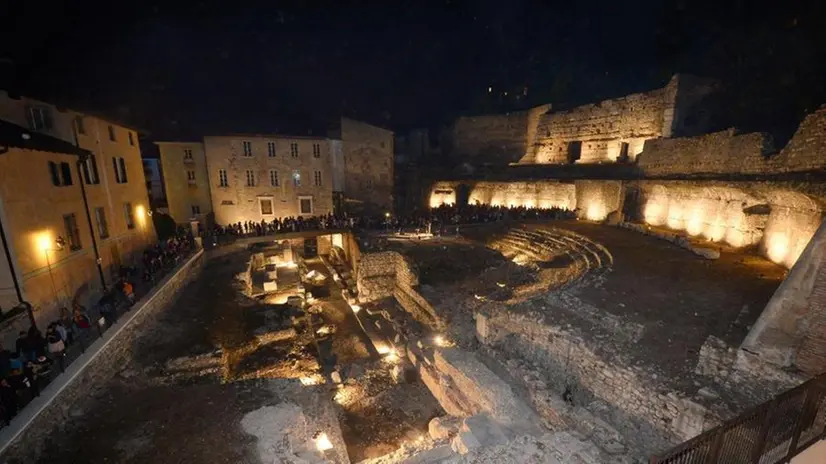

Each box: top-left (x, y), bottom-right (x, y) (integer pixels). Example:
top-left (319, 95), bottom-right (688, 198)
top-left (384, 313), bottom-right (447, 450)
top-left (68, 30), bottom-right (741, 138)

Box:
top-left (186, 170), bottom-right (196, 181)
top-left (290, 143), bottom-right (299, 158)
top-left (260, 199), bottom-right (273, 215)
top-left (128, 132), bottom-right (135, 146)
top-left (218, 169), bottom-right (228, 187)
top-left (299, 196), bottom-right (313, 215)
top-left (313, 170), bottom-right (322, 186)
top-left (365, 178), bottom-right (373, 190)
top-left (48, 162), bottom-right (60, 186)
top-left (123, 203), bottom-right (135, 229)
top-left (267, 142), bottom-right (276, 157)
top-left (242, 141), bottom-right (252, 157)
top-left (94, 207), bottom-right (109, 239)
top-left (63, 213), bottom-right (82, 250)
top-left (82, 155), bottom-right (100, 184)
top-left (60, 162), bottom-right (73, 186)
top-left (380, 141), bottom-right (386, 149)
top-left (312, 143), bottom-right (321, 158)
top-left (269, 170), bottom-right (279, 187)
top-left (566, 141), bottom-right (582, 164)
top-left (191, 205), bottom-right (201, 215)
top-left (74, 116), bottom-right (85, 135)
top-left (245, 170), bottom-right (255, 186)
top-left (292, 170), bottom-right (301, 187)
top-left (108, 125), bottom-right (116, 141)
top-left (27, 106), bottom-right (53, 131)
top-left (112, 157), bottom-right (128, 183)
top-left (183, 148), bottom-right (193, 160)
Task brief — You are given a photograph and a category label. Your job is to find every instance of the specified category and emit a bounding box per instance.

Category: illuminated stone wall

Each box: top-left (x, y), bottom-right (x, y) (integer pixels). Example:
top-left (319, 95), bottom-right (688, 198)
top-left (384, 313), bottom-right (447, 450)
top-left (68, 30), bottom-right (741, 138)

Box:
top-left (637, 129), bottom-right (774, 176)
top-left (776, 105), bottom-right (826, 172)
top-left (574, 180), bottom-right (623, 221)
top-left (449, 104), bottom-right (550, 165)
top-left (635, 181), bottom-right (823, 268)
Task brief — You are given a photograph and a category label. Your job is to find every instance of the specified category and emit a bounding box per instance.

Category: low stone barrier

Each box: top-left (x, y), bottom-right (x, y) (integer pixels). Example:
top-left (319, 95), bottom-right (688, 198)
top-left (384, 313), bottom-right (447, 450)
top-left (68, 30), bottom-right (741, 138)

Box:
top-left (0, 250), bottom-right (205, 462)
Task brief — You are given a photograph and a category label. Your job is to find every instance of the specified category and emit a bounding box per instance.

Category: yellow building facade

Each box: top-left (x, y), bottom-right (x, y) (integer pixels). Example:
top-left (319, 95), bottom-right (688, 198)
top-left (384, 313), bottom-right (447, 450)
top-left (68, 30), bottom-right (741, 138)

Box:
top-left (0, 92), bottom-right (155, 325)
top-left (155, 142), bottom-right (212, 224)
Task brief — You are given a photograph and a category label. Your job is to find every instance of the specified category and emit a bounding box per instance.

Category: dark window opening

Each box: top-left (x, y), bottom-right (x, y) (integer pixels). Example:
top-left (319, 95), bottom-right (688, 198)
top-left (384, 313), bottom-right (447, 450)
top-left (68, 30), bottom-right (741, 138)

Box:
top-left (618, 142), bottom-right (630, 163)
top-left (63, 213), bottom-right (82, 250)
top-left (48, 161), bottom-right (60, 186)
top-left (566, 141), bottom-right (582, 164)
top-left (60, 162), bottom-right (73, 185)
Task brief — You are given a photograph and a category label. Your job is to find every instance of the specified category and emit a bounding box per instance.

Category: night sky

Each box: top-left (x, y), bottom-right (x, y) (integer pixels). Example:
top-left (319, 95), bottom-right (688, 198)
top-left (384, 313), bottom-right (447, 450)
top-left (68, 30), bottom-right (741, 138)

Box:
top-left (1, 0), bottom-right (825, 139)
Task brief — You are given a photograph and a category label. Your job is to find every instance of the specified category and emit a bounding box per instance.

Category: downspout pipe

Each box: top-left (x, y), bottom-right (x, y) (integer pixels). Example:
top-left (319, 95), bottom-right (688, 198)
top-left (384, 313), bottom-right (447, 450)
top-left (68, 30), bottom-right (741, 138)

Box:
top-left (72, 122), bottom-right (107, 294)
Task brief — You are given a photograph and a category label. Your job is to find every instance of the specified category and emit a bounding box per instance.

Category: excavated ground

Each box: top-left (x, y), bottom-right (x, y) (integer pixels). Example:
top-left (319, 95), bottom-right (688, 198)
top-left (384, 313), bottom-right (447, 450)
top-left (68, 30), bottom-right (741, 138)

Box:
top-left (34, 245), bottom-right (440, 464)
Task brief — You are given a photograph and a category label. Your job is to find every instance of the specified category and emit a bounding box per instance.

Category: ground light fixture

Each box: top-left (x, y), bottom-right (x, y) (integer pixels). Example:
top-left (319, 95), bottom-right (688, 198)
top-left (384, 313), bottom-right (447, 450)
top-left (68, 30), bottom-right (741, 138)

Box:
top-left (313, 431), bottom-right (333, 452)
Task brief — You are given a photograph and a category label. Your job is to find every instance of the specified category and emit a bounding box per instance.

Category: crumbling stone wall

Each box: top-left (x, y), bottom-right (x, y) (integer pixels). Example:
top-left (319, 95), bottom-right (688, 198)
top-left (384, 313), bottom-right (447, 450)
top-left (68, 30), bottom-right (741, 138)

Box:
top-left (476, 309), bottom-right (721, 450)
top-left (528, 78), bottom-right (678, 165)
top-left (449, 104), bottom-right (550, 165)
top-left (638, 129), bottom-right (774, 176)
top-left (777, 105), bottom-right (826, 172)
top-left (356, 251), bottom-right (403, 302)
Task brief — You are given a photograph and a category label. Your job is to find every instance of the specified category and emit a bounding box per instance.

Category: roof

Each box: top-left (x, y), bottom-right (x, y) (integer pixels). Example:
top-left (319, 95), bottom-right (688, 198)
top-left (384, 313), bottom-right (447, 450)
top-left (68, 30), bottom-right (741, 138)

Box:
top-left (0, 119), bottom-right (90, 157)
top-left (202, 133), bottom-right (332, 141)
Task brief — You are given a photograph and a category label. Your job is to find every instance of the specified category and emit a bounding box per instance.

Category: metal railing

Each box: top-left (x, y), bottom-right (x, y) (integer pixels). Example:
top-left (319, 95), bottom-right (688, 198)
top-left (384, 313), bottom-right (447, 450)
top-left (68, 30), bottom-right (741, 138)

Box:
top-left (651, 373), bottom-right (826, 464)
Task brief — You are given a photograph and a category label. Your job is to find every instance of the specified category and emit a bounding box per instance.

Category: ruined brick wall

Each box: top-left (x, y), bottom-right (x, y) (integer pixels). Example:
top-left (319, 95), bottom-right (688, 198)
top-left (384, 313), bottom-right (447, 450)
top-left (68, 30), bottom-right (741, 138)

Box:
top-left (449, 105), bottom-right (550, 165)
top-left (529, 81), bottom-right (675, 165)
top-left (637, 129), bottom-right (774, 176)
top-left (356, 251), bottom-right (400, 302)
top-left (341, 118), bottom-right (394, 214)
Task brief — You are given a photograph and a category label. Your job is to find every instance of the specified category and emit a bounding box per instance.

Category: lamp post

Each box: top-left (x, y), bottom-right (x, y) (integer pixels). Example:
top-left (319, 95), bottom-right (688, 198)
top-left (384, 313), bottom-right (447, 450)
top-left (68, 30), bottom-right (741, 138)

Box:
top-left (384, 212), bottom-right (391, 234)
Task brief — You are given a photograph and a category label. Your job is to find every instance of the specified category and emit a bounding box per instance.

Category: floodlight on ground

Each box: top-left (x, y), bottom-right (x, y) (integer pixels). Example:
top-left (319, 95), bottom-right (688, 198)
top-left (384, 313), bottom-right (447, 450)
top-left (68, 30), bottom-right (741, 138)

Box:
top-left (313, 431), bottom-right (333, 451)
top-left (433, 335), bottom-right (450, 347)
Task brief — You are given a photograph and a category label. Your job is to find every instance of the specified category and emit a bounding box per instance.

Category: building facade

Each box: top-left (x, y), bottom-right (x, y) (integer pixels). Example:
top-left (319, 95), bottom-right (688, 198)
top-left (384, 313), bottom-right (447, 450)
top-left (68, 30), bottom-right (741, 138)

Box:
top-left (142, 157), bottom-right (167, 211)
top-left (204, 135), bottom-right (334, 225)
top-left (155, 142), bottom-right (212, 224)
top-left (0, 92), bottom-right (155, 323)
top-left (340, 118), bottom-right (394, 215)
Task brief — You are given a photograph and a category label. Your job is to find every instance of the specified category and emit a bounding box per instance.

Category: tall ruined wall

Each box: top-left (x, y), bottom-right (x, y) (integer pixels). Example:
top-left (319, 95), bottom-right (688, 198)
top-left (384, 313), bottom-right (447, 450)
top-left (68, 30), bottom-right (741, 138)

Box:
top-left (574, 180), bottom-right (623, 221)
top-left (637, 129), bottom-right (774, 176)
top-left (469, 181), bottom-right (576, 210)
top-left (638, 106), bottom-right (826, 176)
top-left (776, 106), bottom-right (826, 172)
top-left (528, 82), bottom-right (674, 165)
top-left (449, 104), bottom-right (550, 165)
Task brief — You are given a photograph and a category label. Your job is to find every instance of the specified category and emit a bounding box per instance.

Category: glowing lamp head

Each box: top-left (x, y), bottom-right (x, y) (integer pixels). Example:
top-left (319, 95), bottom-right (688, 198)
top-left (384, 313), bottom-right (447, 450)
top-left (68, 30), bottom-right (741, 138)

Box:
top-left (313, 431), bottom-right (333, 452)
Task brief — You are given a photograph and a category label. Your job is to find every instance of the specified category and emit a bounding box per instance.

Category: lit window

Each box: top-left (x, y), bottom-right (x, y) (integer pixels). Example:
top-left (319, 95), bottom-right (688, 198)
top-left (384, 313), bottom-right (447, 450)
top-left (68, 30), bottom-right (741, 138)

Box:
top-left (218, 169), bottom-right (228, 187)
top-left (245, 170), bottom-right (255, 186)
top-left (267, 142), bottom-right (276, 157)
top-left (292, 170), bottom-right (301, 187)
top-left (270, 170), bottom-right (279, 187)
top-left (242, 141), bottom-right (252, 157)
top-left (290, 143), bottom-right (299, 158)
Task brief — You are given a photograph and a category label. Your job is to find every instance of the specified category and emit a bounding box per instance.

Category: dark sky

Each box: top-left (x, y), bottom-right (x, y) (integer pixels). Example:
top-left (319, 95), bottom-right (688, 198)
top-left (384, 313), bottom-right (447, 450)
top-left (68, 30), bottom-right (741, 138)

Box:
top-left (1, 0), bottom-right (825, 138)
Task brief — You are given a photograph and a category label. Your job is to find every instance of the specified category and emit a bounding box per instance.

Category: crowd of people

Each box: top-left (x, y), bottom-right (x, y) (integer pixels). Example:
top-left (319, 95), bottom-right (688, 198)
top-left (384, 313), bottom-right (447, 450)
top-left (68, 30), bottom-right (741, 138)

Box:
top-left (0, 230), bottom-right (196, 425)
top-left (207, 203), bottom-right (576, 240)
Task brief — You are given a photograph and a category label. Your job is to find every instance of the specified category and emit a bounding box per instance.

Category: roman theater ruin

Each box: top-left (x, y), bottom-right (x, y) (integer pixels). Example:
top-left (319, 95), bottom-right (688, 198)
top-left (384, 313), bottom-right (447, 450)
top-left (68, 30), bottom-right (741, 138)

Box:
top-left (4, 74), bottom-right (826, 464)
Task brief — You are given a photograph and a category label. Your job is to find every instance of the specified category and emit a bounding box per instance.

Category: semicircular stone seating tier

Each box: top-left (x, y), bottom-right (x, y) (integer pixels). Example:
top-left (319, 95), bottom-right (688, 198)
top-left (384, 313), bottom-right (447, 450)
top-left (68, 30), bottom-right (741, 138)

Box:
top-left (488, 225), bottom-right (613, 288)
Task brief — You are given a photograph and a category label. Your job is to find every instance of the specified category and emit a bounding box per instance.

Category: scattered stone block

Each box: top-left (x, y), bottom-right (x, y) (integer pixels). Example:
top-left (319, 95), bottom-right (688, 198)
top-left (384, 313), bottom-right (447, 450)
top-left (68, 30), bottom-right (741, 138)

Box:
top-left (451, 430), bottom-right (481, 454)
top-left (263, 281), bottom-right (278, 292)
top-left (461, 414), bottom-right (508, 447)
top-left (429, 415), bottom-right (462, 440)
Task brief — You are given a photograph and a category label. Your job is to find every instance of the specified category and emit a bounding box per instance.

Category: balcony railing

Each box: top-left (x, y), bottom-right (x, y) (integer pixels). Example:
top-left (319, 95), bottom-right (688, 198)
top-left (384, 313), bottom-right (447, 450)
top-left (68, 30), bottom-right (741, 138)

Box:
top-left (651, 373), bottom-right (826, 464)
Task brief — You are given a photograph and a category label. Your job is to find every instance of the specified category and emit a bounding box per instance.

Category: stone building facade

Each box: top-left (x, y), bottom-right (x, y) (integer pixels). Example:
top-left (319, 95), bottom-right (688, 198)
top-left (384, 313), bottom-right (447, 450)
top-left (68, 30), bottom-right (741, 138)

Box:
top-left (203, 135), bottom-right (334, 225)
top-left (0, 106), bottom-right (155, 324)
top-left (340, 118), bottom-right (394, 214)
top-left (155, 142), bottom-right (212, 224)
